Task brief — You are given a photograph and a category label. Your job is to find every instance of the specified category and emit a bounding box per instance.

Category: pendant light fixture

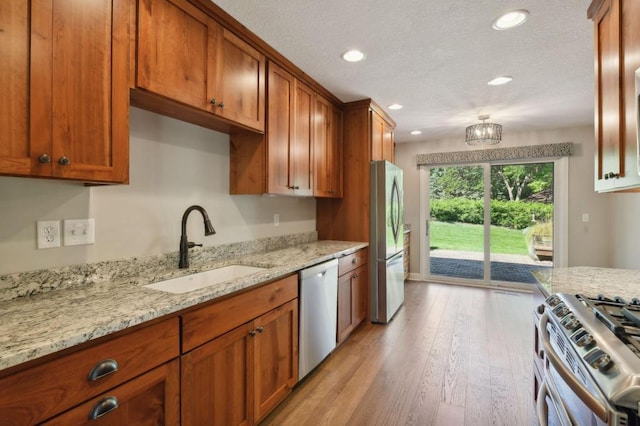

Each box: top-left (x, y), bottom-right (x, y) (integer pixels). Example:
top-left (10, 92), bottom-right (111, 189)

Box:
top-left (465, 115), bottom-right (502, 145)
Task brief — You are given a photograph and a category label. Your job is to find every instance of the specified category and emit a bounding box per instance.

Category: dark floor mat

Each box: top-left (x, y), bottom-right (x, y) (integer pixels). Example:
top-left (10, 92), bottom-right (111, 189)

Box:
top-left (430, 257), bottom-right (550, 284)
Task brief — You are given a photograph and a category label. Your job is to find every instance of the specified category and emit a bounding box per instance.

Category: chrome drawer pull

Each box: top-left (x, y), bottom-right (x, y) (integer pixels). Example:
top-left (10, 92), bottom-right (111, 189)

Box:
top-left (88, 396), bottom-right (119, 420)
top-left (88, 359), bottom-right (119, 381)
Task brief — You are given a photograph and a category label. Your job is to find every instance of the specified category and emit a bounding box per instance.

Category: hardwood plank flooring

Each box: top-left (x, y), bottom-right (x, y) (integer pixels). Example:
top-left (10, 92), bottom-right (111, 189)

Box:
top-left (261, 282), bottom-right (534, 426)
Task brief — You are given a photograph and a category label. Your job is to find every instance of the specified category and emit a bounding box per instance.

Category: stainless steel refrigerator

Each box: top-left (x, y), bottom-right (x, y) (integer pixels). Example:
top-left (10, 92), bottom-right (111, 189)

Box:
top-left (370, 160), bottom-right (404, 323)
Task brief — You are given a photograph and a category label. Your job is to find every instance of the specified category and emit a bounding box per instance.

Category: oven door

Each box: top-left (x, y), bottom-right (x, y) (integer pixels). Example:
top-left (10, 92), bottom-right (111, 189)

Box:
top-left (538, 312), bottom-right (611, 426)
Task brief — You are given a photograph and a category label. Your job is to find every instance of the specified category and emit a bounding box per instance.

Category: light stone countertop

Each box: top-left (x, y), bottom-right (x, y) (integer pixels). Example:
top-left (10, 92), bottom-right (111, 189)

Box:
top-left (532, 266), bottom-right (640, 299)
top-left (0, 240), bottom-right (367, 373)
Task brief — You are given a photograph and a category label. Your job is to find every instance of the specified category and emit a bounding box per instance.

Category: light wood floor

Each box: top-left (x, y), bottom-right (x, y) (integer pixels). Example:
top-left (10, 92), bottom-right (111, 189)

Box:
top-left (261, 281), bottom-right (534, 426)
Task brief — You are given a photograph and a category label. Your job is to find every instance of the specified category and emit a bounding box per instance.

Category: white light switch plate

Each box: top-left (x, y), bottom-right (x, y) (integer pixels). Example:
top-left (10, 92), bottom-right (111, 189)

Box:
top-left (64, 218), bottom-right (95, 246)
top-left (37, 220), bottom-right (61, 249)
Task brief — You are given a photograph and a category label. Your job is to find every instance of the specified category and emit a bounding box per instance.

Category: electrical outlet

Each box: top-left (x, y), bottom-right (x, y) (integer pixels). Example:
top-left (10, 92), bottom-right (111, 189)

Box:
top-left (63, 218), bottom-right (95, 246)
top-left (582, 213), bottom-right (590, 223)
top-left (274, 214), bottom-right (280, 227)
top-left (37, 220), bottom-right (61, 249)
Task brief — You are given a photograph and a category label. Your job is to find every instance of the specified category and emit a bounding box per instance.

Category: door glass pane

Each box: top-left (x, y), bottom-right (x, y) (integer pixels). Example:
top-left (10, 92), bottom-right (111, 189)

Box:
top-left (489, 163), bottom-right (554, 283)
top-left (429, 165), bottom-right (484, 280)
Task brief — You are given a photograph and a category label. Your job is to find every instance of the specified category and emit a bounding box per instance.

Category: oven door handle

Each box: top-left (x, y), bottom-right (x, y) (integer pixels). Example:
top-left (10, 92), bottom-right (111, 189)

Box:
top-left (539, 311), bottom-right (608, 422)
top-left (536, 379), bottom-right (549, 426)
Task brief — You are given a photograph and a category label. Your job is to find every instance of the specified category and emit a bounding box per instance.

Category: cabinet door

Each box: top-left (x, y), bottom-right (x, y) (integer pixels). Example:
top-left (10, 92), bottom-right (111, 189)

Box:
top-left (314, 95), bottom-right (343, 197)
top-left (383, 120), bottom-right (395, 163)
top-left (1, 0), bottom-right (128, 183)
top-left (137, 0), bottom-right (214, 111)
top-left (253, 299), bottom-right (298, 422)
top-left (43, 359), bottom-right (180, 426)
top-left (351, 265), bottom-right (368, 327)
top-left (46, 0), bottom-right (129, 183)
top-left (371, 110), bottom-right (385, 161)
top-left (0, 0), bottom-right (37, 176)
top-left (291, 80), bottom-right (314, 196)
top-left (619, 0), bottom-right (640, 190)
top-left (338, 265), bottom-right (368, 345)
top-left (594, 0), bottom-right (623, 190)
top-left (213, 27), bottom-right (265, 131)
top-left (337, 272), bottom-right (355, 344)
top-left (182, 322), bottom-right (254, 426)
top-left (267, 62), bottom-right (295, 194)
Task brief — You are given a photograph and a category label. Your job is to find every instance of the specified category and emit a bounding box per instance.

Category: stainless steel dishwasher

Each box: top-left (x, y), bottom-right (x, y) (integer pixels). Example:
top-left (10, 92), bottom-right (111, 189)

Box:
top-left (298, 258), bottom-right (339, 381)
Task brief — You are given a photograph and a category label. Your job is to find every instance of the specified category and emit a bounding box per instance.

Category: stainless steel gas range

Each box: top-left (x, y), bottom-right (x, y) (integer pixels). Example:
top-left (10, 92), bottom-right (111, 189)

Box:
top-left (535, 293), bottom-right (640, 426)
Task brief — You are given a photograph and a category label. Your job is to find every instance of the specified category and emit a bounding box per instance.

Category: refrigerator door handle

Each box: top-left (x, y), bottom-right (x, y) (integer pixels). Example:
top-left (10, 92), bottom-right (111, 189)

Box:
top-left (391, 176), bottom-right (401, 244)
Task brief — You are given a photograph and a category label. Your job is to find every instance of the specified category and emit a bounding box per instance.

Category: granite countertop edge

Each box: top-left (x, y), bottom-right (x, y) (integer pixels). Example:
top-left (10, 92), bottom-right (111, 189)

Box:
top-left (532, 266), bottom-right (640, 299)
top-left (0, 240), bottom-right (368, 373)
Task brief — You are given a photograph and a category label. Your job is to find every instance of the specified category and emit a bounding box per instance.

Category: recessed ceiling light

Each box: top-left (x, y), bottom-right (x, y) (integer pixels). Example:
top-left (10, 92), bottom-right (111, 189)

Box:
top-left (492, 10), bottom-right (529, 30)
top-left (388, 104), bottom-right (403, 110)
top-left (410, 130), bottom-right (422, 135)
top-left (342, 50), bottom-right (365, 62)
top-left (487, 76), bottom-right (513, 86)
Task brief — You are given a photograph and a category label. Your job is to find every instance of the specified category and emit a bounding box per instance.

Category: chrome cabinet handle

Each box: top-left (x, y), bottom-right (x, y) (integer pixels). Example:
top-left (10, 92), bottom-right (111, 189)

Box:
top-left (538, 312), bottom-right (607, 421)
top-left (218, 102), bottom-right (224, 108)
top-left (351, 258), bottom-right (358, 264)
top-left (38, 154), bottom-right (51, 163)
top-left (88, 396), bottom-right (119, 420)
top-left (249, 330), bottom-right (257, 337)
top-left (256, 326), bottom-right (264, 333)
top-left (210, 98), bottom-right (216, 106)
top-left (604, 171), bottom-right (620, 180)
top-left (88, 359), bottom-right (119, 381)
top-left (58, 156), bottom-right (70, 166)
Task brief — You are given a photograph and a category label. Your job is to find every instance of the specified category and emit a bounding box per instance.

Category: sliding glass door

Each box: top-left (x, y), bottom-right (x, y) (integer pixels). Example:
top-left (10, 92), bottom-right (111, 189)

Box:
top-left (424, 161), bottom-right (554, 287)
top-left (428, 165), bottom-right (485, 281)
top-left (489, 163), bottom-right (554, 283)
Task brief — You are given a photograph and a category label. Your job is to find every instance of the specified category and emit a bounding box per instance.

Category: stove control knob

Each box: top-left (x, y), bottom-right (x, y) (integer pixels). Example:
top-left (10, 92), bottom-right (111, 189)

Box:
top-left (591, 353), bottom-right (614, 372)
top-left (553, 304), bottom-right (570, 318)
top-left (576, 333), bottom-right (595, 348)
top-left (546, 295), bottom-right (561, 307)
top-left (563, 317), bottom-right (581, 331)
top-left (537, 304), bottom-right (545, 315)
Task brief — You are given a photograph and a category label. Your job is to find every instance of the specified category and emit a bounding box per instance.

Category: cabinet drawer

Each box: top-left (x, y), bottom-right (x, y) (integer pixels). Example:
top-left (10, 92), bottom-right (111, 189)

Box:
top-left (182, 274), bottom-right (298, 352)
top-left (338, 248), bottom-right (368, 276)
top-left (0, 318), bottom-right (179, 425)
top-left (43, 359), bottom-right (180, 425)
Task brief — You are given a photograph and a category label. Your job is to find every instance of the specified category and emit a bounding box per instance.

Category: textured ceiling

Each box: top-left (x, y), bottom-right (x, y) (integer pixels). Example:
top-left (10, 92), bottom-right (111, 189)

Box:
top-left (212, 0), bottom-right (594, 143)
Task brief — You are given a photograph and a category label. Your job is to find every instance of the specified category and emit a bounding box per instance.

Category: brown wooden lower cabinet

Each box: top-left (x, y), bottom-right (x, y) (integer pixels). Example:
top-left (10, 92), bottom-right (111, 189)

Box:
top-left (181, 297), bottom-right (299, 425)
top-left (337, 248), bottom-right (369, 345)
top-left (43, 359), bottom-right (180, 425)
top-left (337, 265), bottom-right (368, 344)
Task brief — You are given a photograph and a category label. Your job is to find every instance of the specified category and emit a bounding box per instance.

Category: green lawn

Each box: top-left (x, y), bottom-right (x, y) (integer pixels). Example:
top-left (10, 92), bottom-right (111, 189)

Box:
top-left (429, 221), bottom-right (529, 255)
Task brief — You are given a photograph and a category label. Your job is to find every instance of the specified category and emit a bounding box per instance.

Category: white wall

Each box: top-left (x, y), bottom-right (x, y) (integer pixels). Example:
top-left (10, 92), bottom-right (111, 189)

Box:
top-left (611, 195), bottom-right (640, 269)
top-left (0, 107), bottom-right (316, 275)
top-left (394, 125), bottom-right (616, 274)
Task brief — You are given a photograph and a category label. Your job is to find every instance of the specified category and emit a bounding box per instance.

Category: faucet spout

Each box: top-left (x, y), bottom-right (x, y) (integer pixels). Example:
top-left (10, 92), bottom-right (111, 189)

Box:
top-left (179, 205), bottom-right (216, 269)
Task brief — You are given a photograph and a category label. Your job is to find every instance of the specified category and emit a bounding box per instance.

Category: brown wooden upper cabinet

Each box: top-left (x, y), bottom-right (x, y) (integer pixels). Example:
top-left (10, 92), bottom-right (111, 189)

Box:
top-left (589, 0), bottom-right (640, 192)
top-left (135, 0), bottom-right (265, 133)
top-left (230, 62), bottom-right (343, 198)
top-left (0, 0), bottom-right (129, 183)
top-left (314, 95), bottom-right (344, 197)
top-left (371, 108), bottom-right (395, 163)
top-left (316, 99), bottom-right (396, 242)
top-left (266, 62), bottom-right (313, 196)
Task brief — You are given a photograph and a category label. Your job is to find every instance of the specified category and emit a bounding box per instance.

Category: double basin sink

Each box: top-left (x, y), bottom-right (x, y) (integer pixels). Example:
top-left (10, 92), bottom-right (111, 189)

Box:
top-left (144, 265), bottom-right (267, 294)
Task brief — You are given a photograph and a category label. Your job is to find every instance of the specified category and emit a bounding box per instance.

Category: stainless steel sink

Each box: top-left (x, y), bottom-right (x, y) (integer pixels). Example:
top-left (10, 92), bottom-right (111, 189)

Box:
top-left (143, 265), bottom-right (267, 294)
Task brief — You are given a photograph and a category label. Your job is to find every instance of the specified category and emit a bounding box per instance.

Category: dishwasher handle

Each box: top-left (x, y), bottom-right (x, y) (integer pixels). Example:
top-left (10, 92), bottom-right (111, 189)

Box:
top-left (299, 258), bottom-right (339, 280)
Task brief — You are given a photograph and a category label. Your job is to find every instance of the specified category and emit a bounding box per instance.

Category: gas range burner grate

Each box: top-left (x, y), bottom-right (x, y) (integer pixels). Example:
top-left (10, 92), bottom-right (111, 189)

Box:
top-left (622, 305), bottom-right (640, 328)
top-left (581, 294), bottom-right (640, 357)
